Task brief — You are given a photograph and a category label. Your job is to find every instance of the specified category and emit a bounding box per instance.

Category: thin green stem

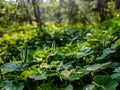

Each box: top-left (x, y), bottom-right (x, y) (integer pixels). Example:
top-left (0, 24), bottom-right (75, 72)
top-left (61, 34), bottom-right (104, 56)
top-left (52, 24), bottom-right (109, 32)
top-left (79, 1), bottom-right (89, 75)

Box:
top-left (0, 68), bottom-right (3, 81)
top-left (24, 46), bottom-right (28, 63)
top-left (65, 80), bottom-right (68, 88)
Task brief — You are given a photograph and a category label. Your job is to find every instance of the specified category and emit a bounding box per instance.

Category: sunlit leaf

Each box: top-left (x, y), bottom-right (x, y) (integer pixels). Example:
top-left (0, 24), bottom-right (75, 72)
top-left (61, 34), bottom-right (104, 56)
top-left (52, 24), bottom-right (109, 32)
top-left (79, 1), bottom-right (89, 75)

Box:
top-left (3, 34), bottom-right (10, 41)
top-left (86, 64), bottom-right (102, 71)
top-left (50, 61), bottom-right (63, 68)
top-left (61, 69), bottom-right (74, 78)
top-left (83, 84), bottom-right (96, 90)
top-left (80, 46), bottom-right (91, 53)
top-left (115, 39), bottom-right (120, 46)
top-left (29, 74), bottom-right (47, 80)
top-left (40, 63), bottom-right (50, 69)
top-left (76, 69), bottom-right (89, 77)
top-left (76, 52), bottom-right (88, 58)
top-left (21, 70), bottom-right (37, 80)
top-left (85, 62), bottom-right (110, 71)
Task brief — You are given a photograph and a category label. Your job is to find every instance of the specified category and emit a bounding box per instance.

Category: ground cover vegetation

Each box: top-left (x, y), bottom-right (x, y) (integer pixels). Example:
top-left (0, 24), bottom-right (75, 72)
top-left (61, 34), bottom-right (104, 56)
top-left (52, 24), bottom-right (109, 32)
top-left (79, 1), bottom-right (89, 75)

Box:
top-left (0, 0), bottom-right (120, 90)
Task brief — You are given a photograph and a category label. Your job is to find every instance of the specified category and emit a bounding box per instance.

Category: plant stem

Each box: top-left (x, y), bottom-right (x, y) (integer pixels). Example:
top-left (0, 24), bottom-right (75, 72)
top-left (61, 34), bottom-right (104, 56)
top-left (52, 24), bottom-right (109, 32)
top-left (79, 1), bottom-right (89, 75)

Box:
top-left (0, 68), bottom-right (3, 81)
top-left (24, 46), bottom-right (28, 63)
top-left (80, 78), bottom-right (84, 86)
top-left (65, 80), bottom-right (68, 88)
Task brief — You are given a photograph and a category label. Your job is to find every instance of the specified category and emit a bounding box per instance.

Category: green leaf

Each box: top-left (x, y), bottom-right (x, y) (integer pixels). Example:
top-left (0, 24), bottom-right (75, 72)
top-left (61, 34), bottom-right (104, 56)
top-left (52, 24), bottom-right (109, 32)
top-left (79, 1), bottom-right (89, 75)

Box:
top-left (61, 70), bottom-right (73, 78)
top-left (1, 61), bottom-right (22, 73)
top-left (86, 64), bottom-right (103, 71)
top-left (113, 67), bottom-right (120, 73)
top-left (50, 61), bottom-right (63, 66)
top-left (50, 61), bottom-right (63, 68)
top-left (0, 81), bottom-right (24, 90)
top-left (80, 47), bottom-right (91, 53)
top-left (104, 81), bottom-right (118, 90)
top-left (96, 46), bottom-right (116, 60)
top-left (46, 71), bottom-right (59, 77)
top-left (99, 19), bottom-right (113, 28)
top-left (67, 75), bottom-right (80, 81)
top-left (83, 84), bottom-right (97, 90)
top-left (3, 34), bottom-right (10, 41)
top-left (65, 84), bottom-right (73, 90)
top-left (111, 73), bottom-right (120, 81)
top-left (85, 62), bottom-right (110, 71)
top-left (109, 62), bottom-right (120, 68)
top-left (61, 64), bottom-right (73, 70)
top-left (115, 39), bottom-right (120, 46)
top-left (76, 52), bottom-right (91, 58)
top-left (76, 52), bottom-right (87, 58)
top-left (93, 75), bottom-right (118, 90)
top-left (75, 69), bottom-right (89, 77)
top-left (29, 74), bottom-right (47, 80)
top-left (21, 70), bottom-right (37, 80)
top-left (40, 63), bottom-right (50, 69)
top-left (93, 75), bottom-right (112, 86)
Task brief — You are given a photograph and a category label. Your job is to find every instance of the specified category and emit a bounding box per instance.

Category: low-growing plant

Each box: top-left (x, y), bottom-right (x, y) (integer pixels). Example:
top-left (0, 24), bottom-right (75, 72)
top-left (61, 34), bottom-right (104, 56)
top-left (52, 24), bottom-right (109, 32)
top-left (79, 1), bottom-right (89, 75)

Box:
top-left (1, 17), bottom-right (120, 90)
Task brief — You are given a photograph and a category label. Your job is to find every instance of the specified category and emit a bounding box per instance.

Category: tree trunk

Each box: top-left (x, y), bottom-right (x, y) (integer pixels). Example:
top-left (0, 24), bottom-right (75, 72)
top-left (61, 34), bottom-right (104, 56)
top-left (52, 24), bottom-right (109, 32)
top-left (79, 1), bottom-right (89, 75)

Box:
top-left (32, 0), bottom-right (42, 30)
top-left (23, 0), bottom-right (33, 24)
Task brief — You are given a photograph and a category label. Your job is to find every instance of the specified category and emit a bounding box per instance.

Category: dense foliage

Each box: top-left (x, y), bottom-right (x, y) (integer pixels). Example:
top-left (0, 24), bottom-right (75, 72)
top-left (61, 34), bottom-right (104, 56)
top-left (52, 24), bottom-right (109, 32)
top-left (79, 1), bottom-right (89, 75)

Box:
top-left (0, 0), bottom-right (120, 90)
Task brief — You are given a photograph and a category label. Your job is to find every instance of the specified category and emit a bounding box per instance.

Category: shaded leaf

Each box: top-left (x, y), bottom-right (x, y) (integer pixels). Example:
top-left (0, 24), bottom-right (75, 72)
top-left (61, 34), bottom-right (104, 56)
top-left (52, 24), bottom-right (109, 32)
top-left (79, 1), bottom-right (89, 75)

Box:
top-left (96, 46), bottom-right (116, 60)
top-left (93, 75), bottom-right (112, 86)
top-left (0, 81), bottom-right (24, 90)
top-left (111, 73), bottom-right (120, 81)
top-left (67, 75), bottom-right (80, 81)
top-left (46, 71), bottom-right (59, 77)
top-left (93, 75), bottom-right (118, 90)
top-left (113, 67), bottom-right (120, 73)
top-left (104, 81), bottom-right (118, 90)
top-left (1, 61), bottom-right (22, 72)
top-left (65, 84), bottom-right (73, 90)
